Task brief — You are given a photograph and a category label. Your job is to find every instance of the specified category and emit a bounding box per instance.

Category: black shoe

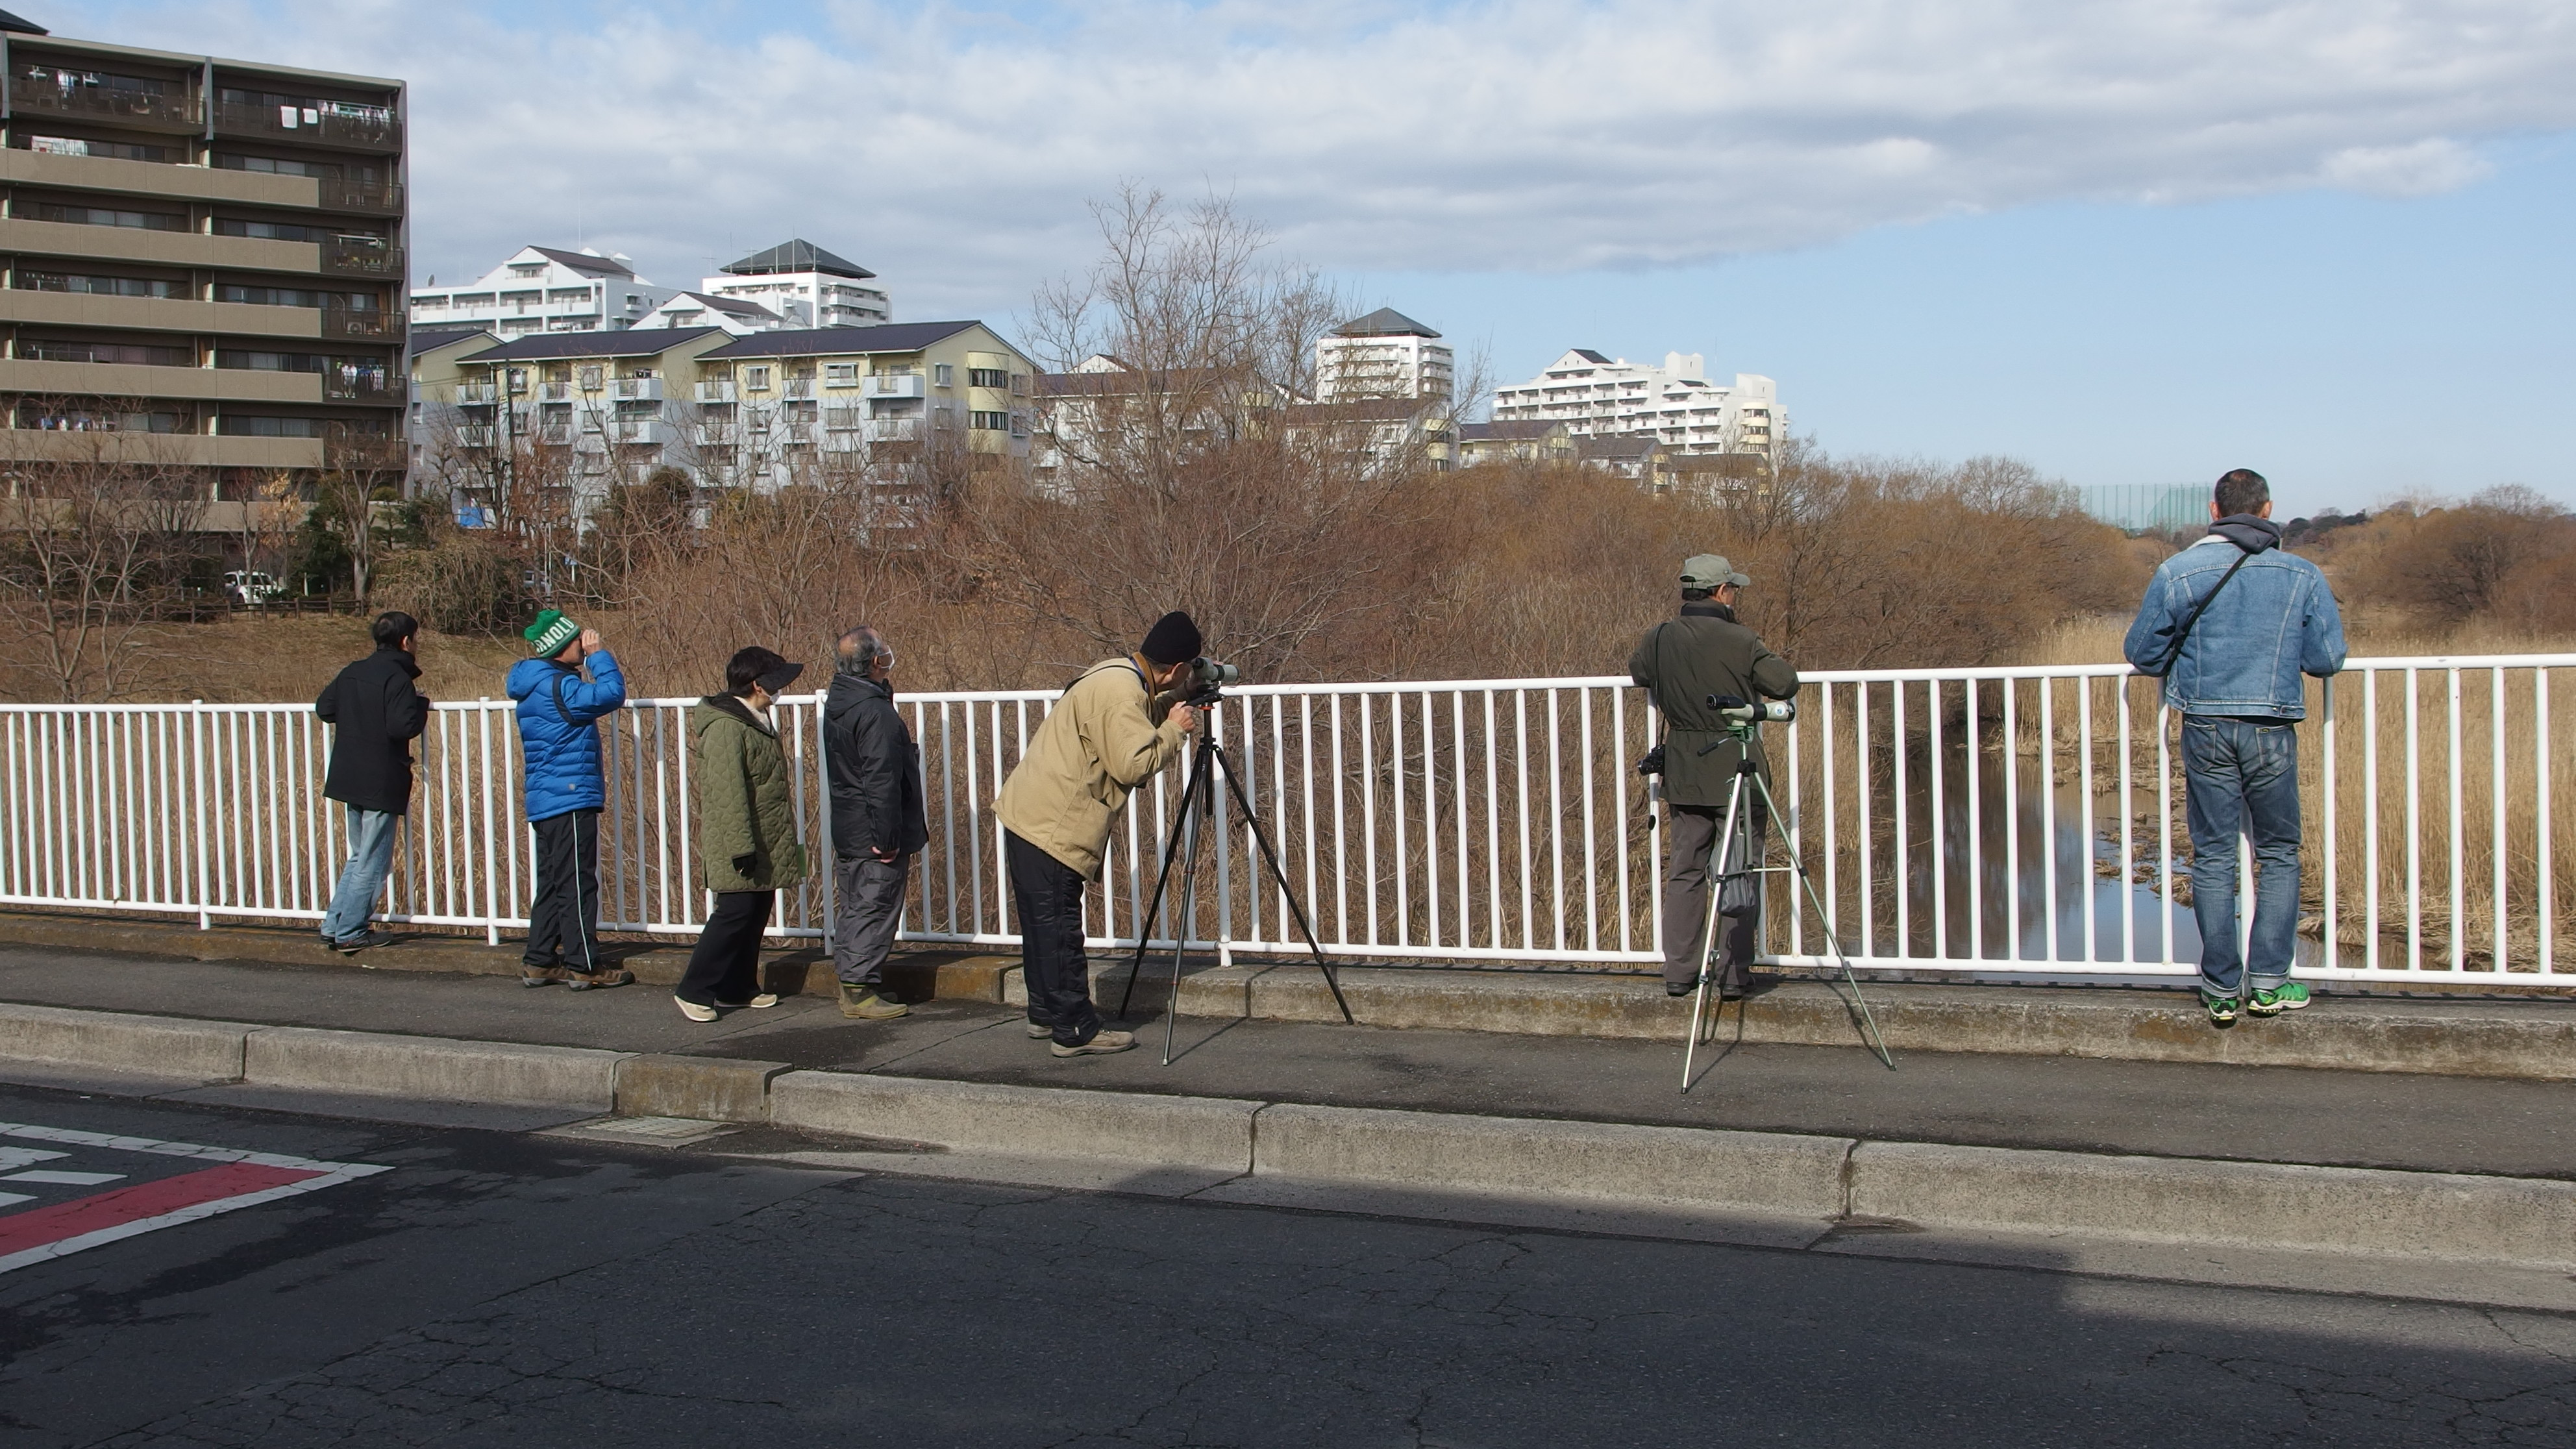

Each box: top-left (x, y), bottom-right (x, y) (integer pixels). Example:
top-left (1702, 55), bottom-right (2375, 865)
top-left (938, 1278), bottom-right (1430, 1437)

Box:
top-left (1666, 981), bottom-right (1694, 998)
top-left (1718, 981), bottom-right (1748, 1002)
top-left (331, 930), bottom-right (392, 955)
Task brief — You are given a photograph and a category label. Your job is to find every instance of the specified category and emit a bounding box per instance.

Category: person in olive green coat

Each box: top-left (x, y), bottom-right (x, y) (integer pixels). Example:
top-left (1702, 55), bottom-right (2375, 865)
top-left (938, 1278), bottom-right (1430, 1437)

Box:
top-left (675, 647), bottom-right (812, 1021)
top-left (1630, 554), bottom-right (1799, 1001)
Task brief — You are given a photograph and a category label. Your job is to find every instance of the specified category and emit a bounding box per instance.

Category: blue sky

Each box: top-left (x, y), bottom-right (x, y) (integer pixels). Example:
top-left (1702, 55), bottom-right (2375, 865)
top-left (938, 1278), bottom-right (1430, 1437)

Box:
top-left (52, 0), bottom-right (2576, 515)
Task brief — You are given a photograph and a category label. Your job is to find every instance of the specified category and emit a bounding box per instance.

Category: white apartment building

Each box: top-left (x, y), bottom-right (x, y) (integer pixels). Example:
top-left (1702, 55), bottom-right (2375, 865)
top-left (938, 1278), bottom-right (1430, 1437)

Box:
top-left (1491, 350), bottom-right (1777, 459)
top-left (702, 239), bottom-right (889, 328)
top-left (408, 245), bottom-right (681, 337)
top-left (1316, 307), bottom-right (1454, 401)
top-left (633, 291), bottom-right (784, 335)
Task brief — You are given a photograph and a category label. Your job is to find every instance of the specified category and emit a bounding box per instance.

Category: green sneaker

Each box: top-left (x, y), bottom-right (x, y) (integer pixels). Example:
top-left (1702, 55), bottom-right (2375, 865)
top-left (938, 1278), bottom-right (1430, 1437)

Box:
top-left (2202, 992), bottom-right (2239, 1027)
top-left (2247, 980), bottom-right (2310, 1017)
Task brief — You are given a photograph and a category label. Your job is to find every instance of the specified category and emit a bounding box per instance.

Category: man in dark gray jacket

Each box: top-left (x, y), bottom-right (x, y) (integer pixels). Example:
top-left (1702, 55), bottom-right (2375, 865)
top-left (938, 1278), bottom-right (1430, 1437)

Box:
top-left (1630, 554), bottom-right (1800, 1000)
top-left (824, 626), bottom-right (928, 1020)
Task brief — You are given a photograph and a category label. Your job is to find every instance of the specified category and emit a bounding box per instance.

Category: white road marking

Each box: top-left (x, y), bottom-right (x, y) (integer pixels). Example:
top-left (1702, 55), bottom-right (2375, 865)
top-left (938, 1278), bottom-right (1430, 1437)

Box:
top-left (0, 1147), bottom-right (69, 1169)
top-left (0, 1193), bottom-right (32, 1207)
top-left (6, 1171), bottom-right (124, 1185)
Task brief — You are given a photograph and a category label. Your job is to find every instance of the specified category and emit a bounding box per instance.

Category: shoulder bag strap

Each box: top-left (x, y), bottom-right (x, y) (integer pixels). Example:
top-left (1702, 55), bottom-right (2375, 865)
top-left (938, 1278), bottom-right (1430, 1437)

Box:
top-left (2155, 551), bottom-right (2253, 676)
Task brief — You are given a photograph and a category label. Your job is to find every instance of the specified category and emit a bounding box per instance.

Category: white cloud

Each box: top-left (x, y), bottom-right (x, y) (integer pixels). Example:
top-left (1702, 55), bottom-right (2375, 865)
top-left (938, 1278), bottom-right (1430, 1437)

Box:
top-left (52, 1), bottom-right (2576, 316)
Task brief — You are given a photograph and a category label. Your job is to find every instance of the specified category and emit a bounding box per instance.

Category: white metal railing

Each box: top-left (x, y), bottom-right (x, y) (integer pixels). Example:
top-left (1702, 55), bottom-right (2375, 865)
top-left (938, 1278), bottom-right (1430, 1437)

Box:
top-left (0, 658), bottom-right (2566, 983)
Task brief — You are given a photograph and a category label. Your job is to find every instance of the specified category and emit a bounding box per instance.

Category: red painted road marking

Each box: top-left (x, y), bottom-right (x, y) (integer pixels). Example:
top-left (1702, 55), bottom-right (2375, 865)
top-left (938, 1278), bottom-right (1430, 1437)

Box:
top-left (0, 1161), bottom-right (321, 1258)
top-left (0, 1121), bottom-right (390, 1274)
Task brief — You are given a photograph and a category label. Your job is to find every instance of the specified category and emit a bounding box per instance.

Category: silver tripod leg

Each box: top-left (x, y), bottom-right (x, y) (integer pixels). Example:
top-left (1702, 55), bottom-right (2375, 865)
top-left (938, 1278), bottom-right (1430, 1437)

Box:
top-left (1679, 772), bottom-right (1748, 1093)
top-left (1163, 764), bottom-right (1208, 1067)
top-left (1750, 770), bottom-right (1894, 1070)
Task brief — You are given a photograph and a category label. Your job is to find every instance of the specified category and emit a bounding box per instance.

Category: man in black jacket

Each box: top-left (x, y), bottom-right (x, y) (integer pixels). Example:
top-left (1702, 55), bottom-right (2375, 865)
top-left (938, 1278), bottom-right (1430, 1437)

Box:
top-left (314, 611), bottom-right (429, 953)
top-left (823, 626), bottom-right (928, 1019)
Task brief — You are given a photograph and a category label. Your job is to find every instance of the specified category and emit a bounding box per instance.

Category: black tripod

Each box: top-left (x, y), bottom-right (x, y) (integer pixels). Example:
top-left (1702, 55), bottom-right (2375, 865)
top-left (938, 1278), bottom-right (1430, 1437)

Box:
top-left (1115, 704), bottom-right (1355, 1063)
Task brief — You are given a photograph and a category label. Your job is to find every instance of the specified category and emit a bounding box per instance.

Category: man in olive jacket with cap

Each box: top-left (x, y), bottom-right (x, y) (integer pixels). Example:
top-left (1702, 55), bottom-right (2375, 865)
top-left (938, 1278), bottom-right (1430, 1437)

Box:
top-left (994, 611), bottom-right (1203, 1056)
top-left (1631, 554), bottom-right (1799, 999)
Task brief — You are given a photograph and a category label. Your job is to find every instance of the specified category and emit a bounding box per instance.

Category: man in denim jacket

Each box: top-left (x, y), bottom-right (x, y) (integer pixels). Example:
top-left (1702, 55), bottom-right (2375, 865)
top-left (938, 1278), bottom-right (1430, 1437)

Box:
top-left (2124, 469), bottom-right (2347, 1026)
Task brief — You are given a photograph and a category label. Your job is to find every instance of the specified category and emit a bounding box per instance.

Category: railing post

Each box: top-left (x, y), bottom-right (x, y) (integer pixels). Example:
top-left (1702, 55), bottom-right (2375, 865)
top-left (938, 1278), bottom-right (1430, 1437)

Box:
top-left (190, 700), bottom-right (210, 930)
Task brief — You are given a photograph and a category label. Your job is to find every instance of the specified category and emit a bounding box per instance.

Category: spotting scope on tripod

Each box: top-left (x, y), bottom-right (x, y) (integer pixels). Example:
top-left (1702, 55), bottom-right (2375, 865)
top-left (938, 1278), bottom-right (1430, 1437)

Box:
top-left (1680, 693), bottom-right (1894, 1089)
top-left (1115, 658), bottom-right (1355, 1063)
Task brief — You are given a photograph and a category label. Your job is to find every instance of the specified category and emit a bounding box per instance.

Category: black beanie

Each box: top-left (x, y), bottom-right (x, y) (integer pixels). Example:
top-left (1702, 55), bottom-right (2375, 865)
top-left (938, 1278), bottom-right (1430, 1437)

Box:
top-left (1139, 611), bottom-right (1203, 666)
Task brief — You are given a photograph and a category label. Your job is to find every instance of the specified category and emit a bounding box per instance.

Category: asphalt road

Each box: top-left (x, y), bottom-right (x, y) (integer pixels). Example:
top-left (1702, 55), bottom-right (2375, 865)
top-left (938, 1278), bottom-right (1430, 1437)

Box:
top-left (2, 1083), bottom-right (2571, 1448)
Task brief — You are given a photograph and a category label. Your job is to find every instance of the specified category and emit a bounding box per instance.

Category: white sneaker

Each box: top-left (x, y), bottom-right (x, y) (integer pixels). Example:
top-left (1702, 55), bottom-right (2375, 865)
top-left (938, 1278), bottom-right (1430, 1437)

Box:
top-left (1050, 1028), bottom-right (1137, 1058)
top-left (674, 996), bottom-right (719, 1022)
top-left (1026, 1022), bottom-right (1052, 1039)
top-left (717, 993), bottom-right (779, 1009)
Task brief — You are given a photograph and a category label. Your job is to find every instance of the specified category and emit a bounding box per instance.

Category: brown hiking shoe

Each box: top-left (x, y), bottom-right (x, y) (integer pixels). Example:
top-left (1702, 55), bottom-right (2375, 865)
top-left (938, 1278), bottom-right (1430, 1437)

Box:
top-left (1049, 1028), bottom-right (1137, 1058)
top-left (838, 983), bottom-right (910, 1020)
top-left (566, 967), bottom-right (632, 991)
top-left (520, 965), bottom-right (569, 988)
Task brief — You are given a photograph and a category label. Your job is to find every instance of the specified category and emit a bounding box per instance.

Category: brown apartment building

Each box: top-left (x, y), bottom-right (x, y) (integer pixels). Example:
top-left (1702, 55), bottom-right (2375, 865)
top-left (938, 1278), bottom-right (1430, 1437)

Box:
top-left (0, 14), bottom-right (406, 506)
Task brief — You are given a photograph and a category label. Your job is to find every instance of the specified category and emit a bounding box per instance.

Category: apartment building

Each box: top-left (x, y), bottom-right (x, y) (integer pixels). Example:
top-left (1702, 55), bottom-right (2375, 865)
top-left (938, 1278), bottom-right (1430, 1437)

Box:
top-left (632, 290), bottom-right (780, 334)
top-left (691, 321), bottom-right (1034, 489)
top-left (1315, 307), bottom-right (1452, 401)
top-left (1455, 419), bottom-right (1572, 468)
top-left (407, 245), bottom-right (679, 338)
top-left (404, 323), bottom-right (491, 493)
top-left (432, 327), bottom-right (731, 523)
top-left (0, 21), bottom-right (408, 489)
top-left (701, 239), bottom-right (888, 329)
top-left (1491, 350), bottom-right (1777, 461)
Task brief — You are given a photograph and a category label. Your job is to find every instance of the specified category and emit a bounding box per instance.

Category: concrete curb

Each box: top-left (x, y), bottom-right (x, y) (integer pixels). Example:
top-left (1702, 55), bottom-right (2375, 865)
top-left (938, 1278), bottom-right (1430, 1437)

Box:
top-left (0, 1002), bottom-right (254, 1082)
top-left (1253, 1104), bottom-right (1853, 1218)
top-left (769, 1071), bottom-right (1260, 1174)
top-left (1851, 1141), bottom-right (2576, 1266)
top-left (243, 1026), bottom-right (630, 1111)
top-left (3, 1002), bottom-right (2570, 1272)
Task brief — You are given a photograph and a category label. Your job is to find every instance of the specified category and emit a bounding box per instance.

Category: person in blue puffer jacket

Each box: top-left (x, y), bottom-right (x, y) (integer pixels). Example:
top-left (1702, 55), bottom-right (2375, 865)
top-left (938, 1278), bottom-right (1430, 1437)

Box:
top-left (507, 609), bottom-right (631, 989)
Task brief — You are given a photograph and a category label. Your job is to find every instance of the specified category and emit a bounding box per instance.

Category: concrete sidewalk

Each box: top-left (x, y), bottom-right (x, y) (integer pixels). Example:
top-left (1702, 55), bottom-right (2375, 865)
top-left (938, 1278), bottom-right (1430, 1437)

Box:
top-left (4, 938), bottom-right (2573, 1310)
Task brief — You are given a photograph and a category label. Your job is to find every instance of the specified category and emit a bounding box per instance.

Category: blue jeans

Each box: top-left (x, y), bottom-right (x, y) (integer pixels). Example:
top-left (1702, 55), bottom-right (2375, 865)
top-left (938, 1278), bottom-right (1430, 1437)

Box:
top-left (2181, 717), bottom-right (2301, 998)
top-left (320, 806), bottom-right (400, 942)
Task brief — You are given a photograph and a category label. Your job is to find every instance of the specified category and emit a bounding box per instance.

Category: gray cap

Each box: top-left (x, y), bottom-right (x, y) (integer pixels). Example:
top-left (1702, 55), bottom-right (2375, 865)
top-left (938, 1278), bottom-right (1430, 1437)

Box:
top-left (1681, 553), bottom-right (1750, 589)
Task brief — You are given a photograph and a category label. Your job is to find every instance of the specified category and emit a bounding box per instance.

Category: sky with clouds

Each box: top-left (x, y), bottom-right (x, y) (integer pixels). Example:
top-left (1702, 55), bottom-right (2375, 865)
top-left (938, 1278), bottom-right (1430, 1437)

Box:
top-left (48, 0), bottom-right (2576, 512)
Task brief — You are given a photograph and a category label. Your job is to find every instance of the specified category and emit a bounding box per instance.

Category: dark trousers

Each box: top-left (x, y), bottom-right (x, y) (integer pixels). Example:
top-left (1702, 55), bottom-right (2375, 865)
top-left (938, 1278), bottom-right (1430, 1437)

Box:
top-left (525, 809), bottom-right (602, 972)
top-left (831, 853), bottom-right (910, 988)
top-left (1006, 830), bottom-right (1101, 1046)
top-left (1660, 801), bottom-right (1764, 991)
top-left (678, 889), bottom-right (774, 1006)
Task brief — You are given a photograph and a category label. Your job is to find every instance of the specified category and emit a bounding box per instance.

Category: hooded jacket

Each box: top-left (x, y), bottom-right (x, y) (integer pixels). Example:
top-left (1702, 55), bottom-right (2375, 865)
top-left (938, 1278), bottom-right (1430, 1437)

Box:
top-left (506, 649), bottom-right (627, 822)
top-left (315, 646), bottom-right (429, 814)
top-left (689, 693), bottom-right (810, 893)
top-left (2123, 515), bottom-right (2347, 720)
top-left (994, 658), bottom-right (1188, 879)
top-left (824, 671), bottom-right (929, 860)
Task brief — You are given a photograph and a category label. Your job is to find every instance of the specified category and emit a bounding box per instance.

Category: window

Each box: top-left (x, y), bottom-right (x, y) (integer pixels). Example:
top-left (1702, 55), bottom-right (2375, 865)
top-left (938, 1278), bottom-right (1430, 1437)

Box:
top-left (968, 367), bottom-right (1009, 389)
top-left (578, 365), bottom-right (604, 390)
top-left (216, 154), bottom-right (330, 178)
top-left (216, 283), bottom-right (373, 310)
top-left (23, 134), bottom-right (178, 162)
top-left (214, 217), bottom-right (339, 243)
top-left (824, 362), bottom-right (859, 385)
top-left (18, 402), bottom-right (190, 433)
top-left (1010, 373), bottom-right (1030, 397)
top-left (216, 415), bottom-right (325, 438)
top-left (23, 66), bottom-right (178, 99)
top-left (932, 363), bottom-right (954, 387)
top-left (19, 270), bottom-right (184, 299)
top-left (510, 263), bottom-right (544, 277)
top-left (19, 200), bottom-right (184, 230)
top-left (745, 365), bottom-right (772, 390)
top-left (19, 337), bottom-right (192, 366)
top-left (969, 410), bottom-right (1009, 432)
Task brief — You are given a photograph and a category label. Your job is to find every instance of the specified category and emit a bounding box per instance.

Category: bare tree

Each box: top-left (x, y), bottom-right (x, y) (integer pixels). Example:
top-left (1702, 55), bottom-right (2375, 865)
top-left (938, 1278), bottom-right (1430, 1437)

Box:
top-left (0, 436), bottom-right (210, 701)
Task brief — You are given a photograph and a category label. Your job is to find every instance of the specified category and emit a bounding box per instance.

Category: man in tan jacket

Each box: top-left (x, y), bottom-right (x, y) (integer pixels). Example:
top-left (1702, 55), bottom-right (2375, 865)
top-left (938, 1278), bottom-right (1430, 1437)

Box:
top-left (995, 612), bottom-right (1203, 1056)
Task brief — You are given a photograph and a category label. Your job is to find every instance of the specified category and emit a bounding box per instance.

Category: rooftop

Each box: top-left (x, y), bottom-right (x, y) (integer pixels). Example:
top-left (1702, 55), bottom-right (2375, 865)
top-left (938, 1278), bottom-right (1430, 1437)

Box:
top-left (699, 321), bottom-right (985, 360)
top-left (1333, 307), bottom-right (1441, 340)
top-left (721, 239), bottom-right (876, 280)
top-left (458, 328), bottom-right (722, 363)
top-left (525, 246), bottom-right (638, 279)
top-left (408, 326), bottom-right (495, 357)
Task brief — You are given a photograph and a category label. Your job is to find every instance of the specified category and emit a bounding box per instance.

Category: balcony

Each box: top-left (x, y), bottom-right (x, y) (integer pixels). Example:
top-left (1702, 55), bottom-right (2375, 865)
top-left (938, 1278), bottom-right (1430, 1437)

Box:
top-left (696, 423), bottom-right (737, 447)
top-left (456, 425), bottom-right (496, 448)
top-left (214, 101), bottom-right (402, 151)
top-left (13, 80), bottom-right (201, 130)
top-left (823, 410), bottom-right (864, 432)
top-left (865, 373), bottom-right (925, 399)
top-left (454, 382), bottom-right (499, 406)
top-left (695, 380), bottom-right (735, 404)
top-left (320, 304), bottom-right (399, 341)
top-left (612, 419), bottom-right (673, 446)
top-left (534, 421), bottom-right (575, 445)
top-left (781, 378), bottom-right (815, 401)
top-left (538, 382), bottom-right (573, 402)
top-left (323, 371), bottom-right (399, 402)
top-left (609, 377), bottom-right (663, 402)
top-left (324, 430), bottom-right (404, 471)
top-left (863, 419), bottom-right (921, 443)
top-left (316, 177), bottom-right (404, 214)
top-left (320, 238), bottom-right (404, 279)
